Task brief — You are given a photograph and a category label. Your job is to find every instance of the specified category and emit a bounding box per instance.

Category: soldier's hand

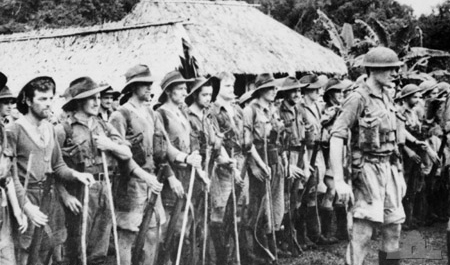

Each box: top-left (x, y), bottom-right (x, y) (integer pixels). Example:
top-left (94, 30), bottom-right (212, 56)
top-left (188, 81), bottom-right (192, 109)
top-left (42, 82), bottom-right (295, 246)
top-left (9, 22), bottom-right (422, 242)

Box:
top-left (234, 168), bottom-right (244, 187)
top-left (335, 180), bottom-right (354, 206)
top-left (73, 172), bottom-right (95, 186)
top-left (168, 176), bottom-right (184, 198)
top-left (288, 165), bottom-right (306, 181)
top-left (145, 174), bottom-right (163, 194)
top-left (416, 141), bottom-right (428, 150)
top-left (93, 134), bottom-right (115, 151)
top-left (24, 202), bottom-right (48, 227)
top-left (263, 164), bottom-right (271, 179)
top-left (62, 194), bottom-right (82, 215)
top-left (428, 150), bottom-right (441, 166)
top-left (15, 212), bottom-right (28, 234)
top-left (410, 153), bottom-right (422, 164)
top-left (186, 151), bottom-right (202, 168)
top-left (253, 165), bottom-right (269, 182)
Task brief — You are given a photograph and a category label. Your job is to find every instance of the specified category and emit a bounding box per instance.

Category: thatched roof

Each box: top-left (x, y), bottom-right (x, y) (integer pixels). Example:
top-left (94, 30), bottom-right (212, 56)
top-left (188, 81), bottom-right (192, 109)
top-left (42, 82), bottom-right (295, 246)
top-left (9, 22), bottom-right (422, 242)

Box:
top-left (0, 0), bottom-right (346, 94)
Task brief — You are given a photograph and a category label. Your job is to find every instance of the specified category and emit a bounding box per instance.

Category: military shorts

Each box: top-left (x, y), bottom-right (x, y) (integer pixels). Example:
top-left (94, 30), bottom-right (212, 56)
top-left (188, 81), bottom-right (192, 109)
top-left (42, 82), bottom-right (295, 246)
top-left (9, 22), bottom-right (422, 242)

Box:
top-left (351, 156), bottom-right (406, 224)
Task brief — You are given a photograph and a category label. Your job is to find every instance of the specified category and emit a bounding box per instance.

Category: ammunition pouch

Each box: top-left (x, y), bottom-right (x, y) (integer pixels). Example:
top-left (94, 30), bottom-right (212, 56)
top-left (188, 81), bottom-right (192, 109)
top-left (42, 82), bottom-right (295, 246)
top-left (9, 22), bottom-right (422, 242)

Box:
top-left (358, 116), bottom-right (381, 151)
top-left (304, 124), bottom-right (315, 146)
top-left (267, 145), bottom-right (279, 166)
top-left (127, 132), bottom-right (147, 166)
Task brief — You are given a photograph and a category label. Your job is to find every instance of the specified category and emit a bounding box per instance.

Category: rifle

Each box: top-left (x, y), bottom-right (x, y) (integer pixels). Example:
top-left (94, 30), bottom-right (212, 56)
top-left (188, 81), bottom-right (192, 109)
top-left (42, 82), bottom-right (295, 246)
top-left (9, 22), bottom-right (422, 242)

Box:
top-left (284, 133), bottom-right (303, 256)
top-left (263, 126), bottom-right (278, 264)
top-left (101, 152), bottom-right (121, 265)
top-left (155, 195), bottom-right (184, 265)
top-left (175, 166), bottom-right (196, 265)
top-left (297, 141), bottom-right (321, 208)
top-left (131, 164), bottom-right (168, 265)
top-left (26, 172), bottom-right (54, 265)
top-left (81, 184), bottom-right (89, 265)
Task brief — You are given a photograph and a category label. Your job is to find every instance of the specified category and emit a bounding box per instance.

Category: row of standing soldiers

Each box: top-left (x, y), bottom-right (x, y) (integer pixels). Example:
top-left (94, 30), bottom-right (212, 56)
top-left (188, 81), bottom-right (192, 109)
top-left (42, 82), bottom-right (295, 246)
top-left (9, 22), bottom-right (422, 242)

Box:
top-left (0, 46), bottom-right (448, 265)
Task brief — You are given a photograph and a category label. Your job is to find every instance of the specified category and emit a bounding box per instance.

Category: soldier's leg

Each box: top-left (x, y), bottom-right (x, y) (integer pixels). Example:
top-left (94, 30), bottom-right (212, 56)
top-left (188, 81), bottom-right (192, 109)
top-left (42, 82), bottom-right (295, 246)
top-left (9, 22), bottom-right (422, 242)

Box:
top-left (87, 182), bottom-right (112, 265)
top-left (117, 228), bottom-right (135, 265)
top-left (319, 175), bottom-right (338, 244)
top-left (345, 218), bottom-right (373, 265)
top-left (379, 223), bottom-right (401, 265)
top-left (0, 202), bottom-right (16, 265)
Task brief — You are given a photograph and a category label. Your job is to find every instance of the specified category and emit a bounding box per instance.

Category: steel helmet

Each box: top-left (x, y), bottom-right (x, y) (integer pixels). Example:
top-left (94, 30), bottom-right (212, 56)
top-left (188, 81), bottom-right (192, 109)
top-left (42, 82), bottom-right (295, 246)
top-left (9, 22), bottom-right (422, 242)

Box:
top-left (361, 47), bottom-right (404, 68)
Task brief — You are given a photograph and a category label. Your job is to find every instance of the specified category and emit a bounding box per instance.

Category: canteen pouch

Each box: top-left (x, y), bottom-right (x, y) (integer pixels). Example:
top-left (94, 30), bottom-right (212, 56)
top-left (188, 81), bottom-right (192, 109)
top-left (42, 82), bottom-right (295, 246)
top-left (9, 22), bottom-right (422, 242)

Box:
top-left (358, 116), bottom-right (381, 151)
top-left (304, 123), bottom-right (315, 147)
top-left (126, 132), bottom-right (146, 166)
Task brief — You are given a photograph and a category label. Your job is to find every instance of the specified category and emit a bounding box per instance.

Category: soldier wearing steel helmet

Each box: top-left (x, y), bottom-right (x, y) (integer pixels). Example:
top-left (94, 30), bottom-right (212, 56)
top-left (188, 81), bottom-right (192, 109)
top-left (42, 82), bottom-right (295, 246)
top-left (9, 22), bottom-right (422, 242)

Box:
top-left (329, 47), bottom-right (407, 265)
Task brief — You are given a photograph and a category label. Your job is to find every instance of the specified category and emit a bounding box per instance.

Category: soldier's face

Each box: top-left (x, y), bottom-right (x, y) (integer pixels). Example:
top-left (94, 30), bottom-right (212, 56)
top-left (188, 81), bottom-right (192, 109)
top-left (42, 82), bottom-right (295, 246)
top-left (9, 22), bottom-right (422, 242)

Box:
top-left (168, 83), bottom-right (187, 105)
top-left (82, 94), bottom-right (100, 116)
top-left (287, 89), bottom-right (302, 105)
top-left (406, 92), bottom-right (421, 107)
top-left (331, 90), bottom-right (344, 104)
top-left (372, 67), bottom-right (399, 88)
top-left (27, 90), bottom-right (54, 120)
top-left (219, 79), bottom-right (235, 100)
top-left (100, 95), bottom-right (114, 110)
top-left (196, 86), bottom-right (213, 108)
top-left (134, 83), bottom-right (153, 102)
top-left (429, 88), bottom-right (439, 99)
top-left (305, 89), bottom-right (319, 102)
top-left (261, 87), bottom-right (277, 102)
top-left (0, 99), bottom-right (14, 118)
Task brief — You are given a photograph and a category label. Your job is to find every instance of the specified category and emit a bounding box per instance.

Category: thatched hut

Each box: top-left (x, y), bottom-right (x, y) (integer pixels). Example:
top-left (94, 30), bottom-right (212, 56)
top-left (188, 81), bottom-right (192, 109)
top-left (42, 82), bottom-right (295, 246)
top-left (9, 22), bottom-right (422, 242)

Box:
top-left (0, 0), bottom-right (346, 95)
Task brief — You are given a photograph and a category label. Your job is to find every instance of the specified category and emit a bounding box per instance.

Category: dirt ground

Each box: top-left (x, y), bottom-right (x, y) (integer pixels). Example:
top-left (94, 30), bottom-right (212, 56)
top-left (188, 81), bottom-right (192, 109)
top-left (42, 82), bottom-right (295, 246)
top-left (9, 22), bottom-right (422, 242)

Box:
top-left (280, 222), bottom-right (448, 265)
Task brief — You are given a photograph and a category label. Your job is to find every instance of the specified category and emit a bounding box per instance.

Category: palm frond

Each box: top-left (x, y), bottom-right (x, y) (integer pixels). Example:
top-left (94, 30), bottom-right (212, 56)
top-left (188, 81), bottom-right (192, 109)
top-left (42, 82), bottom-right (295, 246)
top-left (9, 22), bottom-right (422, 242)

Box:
top-left (316, 9), bottom-right (346, 56)
top-left (369, 18), bottom-right (389, 47)
top-left (355, 19), bottom-right (379, 45)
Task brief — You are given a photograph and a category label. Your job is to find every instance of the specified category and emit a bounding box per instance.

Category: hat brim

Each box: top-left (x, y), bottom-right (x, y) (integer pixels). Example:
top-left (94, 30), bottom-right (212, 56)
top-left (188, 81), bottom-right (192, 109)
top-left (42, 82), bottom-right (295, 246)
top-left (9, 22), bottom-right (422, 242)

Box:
top-left (62, 85), bottom-right (109, 111)
top-left (251, 79), bottom-right (283, 98)
top-left (121, 76), bottom-right (155, 94)
top-left (185, 77), bottom-right (219, 105)
top-left (302, 75), bottom-right (328, 90)
top-left (158, 78), bottom-right (195, 104)
top-left (0, 95), bottom-right (16, 101)
top-left (362, 61), bottom-right (404, 68)
top-left (275, 83), bottom-right (308, 99)
top-left (238, 90), bottom-right (253, 105)
top-left (396, 89), bottom-right (422, 100)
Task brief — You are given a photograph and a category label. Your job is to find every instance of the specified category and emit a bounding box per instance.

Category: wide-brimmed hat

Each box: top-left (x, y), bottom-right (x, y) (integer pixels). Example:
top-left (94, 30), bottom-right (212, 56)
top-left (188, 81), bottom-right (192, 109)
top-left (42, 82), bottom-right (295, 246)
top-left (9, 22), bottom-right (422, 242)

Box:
top-left (0, 86), bottom-right (16, 102)
top-left (185, 76), bottom-right (219, 106)
top-left (275, 76), bottom-right (308, 99)
top-left (62, 77), bottom-right (108, 111)
top-left (99, 83), bottom-right (120, 100)
top-left (158, 70), bottom-right (194, 104)
top-left (341, 79), bottom-right (354, 93)
top-left (121, 64), bottom-right (155, 95)
top-left (434, 82), bottom-right (450, 98)
top-left (299, 74), bottom-right (328, 90)
top-left (397, 84), bottom-right (422, 100)
top-left (238, 90), bottom-right (254, 106)
top-left (251, 73), bottom-right (281, 98)
top-left (17, 76), bottom-right (55, 114)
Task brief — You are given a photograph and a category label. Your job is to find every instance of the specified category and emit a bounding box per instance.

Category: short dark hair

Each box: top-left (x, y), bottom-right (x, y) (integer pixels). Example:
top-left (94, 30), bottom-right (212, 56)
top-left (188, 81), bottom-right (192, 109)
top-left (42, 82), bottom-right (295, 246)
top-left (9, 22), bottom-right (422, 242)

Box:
top-left (18, 77), bottom-right (55, 114)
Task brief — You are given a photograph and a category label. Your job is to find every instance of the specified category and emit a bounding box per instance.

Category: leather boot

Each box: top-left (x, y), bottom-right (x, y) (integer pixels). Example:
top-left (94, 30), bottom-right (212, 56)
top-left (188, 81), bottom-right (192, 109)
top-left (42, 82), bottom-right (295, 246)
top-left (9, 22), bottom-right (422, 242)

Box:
top-left (209, 222), bottom-right (228, 265)
top-left (334, 205), bottom-right (349, 241)
top-left (295, 207), bottom-right (317, 250)
top-left (378, 250), bottom-right (400, 265)
top-left (306, 206), bottom-right (321, 243)
top-left (319, 207), bottom-right (338, 244)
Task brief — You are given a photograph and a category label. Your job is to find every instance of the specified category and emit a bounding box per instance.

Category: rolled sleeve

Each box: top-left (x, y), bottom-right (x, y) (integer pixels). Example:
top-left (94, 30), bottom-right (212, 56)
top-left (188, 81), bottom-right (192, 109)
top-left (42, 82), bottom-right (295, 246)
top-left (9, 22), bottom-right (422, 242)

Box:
top-left (330, 92), bottom-right (364, 139)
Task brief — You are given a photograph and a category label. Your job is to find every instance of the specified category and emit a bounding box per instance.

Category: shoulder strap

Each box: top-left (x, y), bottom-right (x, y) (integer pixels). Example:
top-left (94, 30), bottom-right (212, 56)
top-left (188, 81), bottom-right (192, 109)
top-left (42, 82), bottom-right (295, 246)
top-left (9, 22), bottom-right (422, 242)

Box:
top-left (158, 108), bottom-right (170, 130)
top-left (61, 120), bottom-right (73, 146)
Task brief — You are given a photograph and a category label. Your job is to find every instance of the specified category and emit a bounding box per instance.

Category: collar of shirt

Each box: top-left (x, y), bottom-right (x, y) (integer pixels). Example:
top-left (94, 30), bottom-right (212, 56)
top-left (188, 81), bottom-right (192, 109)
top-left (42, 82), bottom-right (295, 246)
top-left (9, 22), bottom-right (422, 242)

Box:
top-left (252, 101), bottom-right (271, 115)
top-left (16, 116), bottom-right (52, 148)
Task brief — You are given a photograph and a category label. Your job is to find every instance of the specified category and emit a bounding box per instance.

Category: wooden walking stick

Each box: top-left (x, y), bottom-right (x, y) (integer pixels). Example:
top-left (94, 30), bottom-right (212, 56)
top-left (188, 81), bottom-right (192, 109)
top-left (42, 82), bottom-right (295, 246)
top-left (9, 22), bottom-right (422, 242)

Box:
top-left (230, 147), bottom-right (241, 265)
top-left (202, 182), bottom-right (208, 265)
top-left (101, 152), bottom-right (120, 265)
top-left (81, 184), bottom-right (89, 265)
top-left (175, 165), bottom-right (196, 265)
